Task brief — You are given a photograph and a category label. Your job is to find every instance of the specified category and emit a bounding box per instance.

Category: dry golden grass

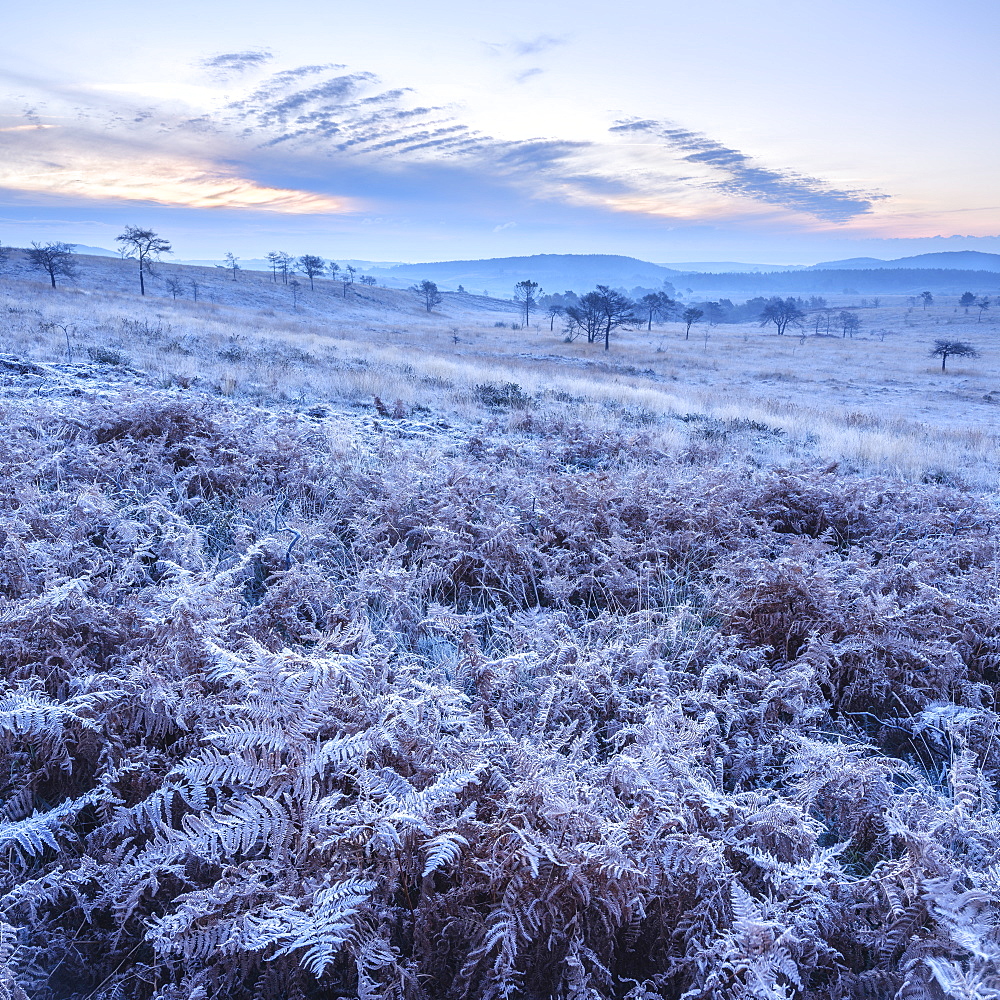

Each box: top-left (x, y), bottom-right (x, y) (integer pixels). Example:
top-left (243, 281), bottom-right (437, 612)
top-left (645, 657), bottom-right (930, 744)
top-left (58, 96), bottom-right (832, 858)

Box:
top-left (1, 257), bottom-right (998, 487)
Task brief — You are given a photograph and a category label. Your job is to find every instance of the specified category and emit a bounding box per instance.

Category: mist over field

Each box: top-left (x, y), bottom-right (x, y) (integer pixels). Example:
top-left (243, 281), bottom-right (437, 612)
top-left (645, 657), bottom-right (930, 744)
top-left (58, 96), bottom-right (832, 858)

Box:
top-left (2, 2), bottom-right (1000, 999)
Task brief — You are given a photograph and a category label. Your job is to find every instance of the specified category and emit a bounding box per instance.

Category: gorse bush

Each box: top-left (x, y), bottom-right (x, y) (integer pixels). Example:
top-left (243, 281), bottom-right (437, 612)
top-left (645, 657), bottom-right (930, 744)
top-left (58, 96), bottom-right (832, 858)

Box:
top-left (2, 391), bottom-right (1000, 999)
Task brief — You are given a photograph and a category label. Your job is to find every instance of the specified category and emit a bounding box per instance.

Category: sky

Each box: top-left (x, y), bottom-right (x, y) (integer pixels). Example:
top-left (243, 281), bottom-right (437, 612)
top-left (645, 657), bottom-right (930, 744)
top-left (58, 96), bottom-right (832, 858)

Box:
top-left (1, 0), bottom-right (998, 265)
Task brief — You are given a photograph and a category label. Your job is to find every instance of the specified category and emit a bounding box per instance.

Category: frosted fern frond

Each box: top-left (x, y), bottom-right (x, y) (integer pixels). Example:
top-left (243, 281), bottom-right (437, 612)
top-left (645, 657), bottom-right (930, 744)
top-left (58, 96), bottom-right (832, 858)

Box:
top-left (422, 831), bottom-right (469, 878)
top-left (271, 880), bottom-right (377, 976)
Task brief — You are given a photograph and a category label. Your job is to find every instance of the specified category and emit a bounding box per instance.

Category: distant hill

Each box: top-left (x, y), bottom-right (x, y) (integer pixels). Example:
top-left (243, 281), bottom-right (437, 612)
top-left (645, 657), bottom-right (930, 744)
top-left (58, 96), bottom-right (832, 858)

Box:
top-left (370, 254), bottom-right (681, 294)
top-left (811, 251), bottom-right (1000, 271)
top-left (73, 245), bottom-right (118, 257)
top-left (656, 261), bottom-right (807, 274)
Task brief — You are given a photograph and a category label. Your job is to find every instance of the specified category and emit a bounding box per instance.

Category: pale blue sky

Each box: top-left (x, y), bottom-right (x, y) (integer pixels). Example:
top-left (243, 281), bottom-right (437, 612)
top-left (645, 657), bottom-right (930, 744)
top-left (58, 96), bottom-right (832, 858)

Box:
top-left (1, 0), bottom-right (997, 263)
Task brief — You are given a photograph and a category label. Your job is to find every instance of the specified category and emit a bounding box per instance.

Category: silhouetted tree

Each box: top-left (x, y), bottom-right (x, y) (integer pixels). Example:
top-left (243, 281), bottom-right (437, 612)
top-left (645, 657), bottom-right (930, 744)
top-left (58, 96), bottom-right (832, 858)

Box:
top-left (683, 307), bottom-right (704, 340)
top-left (930, 339), bottom-right (978, 371)
top-left (188, 277), bottom-right (201, 302)
top-left (414, 279), bottom-right (442, 312)
top-left (759, 297), bottom-right (804, 336)
top-left (640, 291), bottom-right (676, 331)
top-left (977, 296), bottom-right (991, 322)
top-left (223, 252), bottom-right (240, 281)
top-left (327, 262), bottom-right (340, 284)
top-left (921, 291), bottom-right (933, 310)
top-left (839, 310), bottom-right (861, 338)
top-left (26, 242), bottom-right (79, 289)
top-left (116, 227), bottom-right (171, 295)
top-left (298, 255), bottom-right (324, 291)
top-left (266, 251), bottom-right (283, 283)
top-left (546, 303), bottom-right (564, 331)
top-left (289, 279), bottom-right (301, 309)
top-left (514, 280), bottom-right (541, 326)
top-left (277, 252), bottom-right (293, 284)
top-left (593, 285), bottom-right (637, 351)
top-left (165, 276), bottom-right (183, 300)
top-left (959, 292), bottom-right (976, 313)
top-left (565, 292), bottom-right (603, 344)
top-left (360, 275), bottom-right (377, 286)
top-left (343, 265), bottom-right (356, 298)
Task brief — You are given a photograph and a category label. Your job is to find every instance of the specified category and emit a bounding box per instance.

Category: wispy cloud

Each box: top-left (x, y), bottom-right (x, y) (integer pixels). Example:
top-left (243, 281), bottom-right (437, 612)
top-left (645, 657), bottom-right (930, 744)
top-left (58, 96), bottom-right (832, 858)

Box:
top-left (610, 119), bottom-right (886, 222)
top-left (0, 61), bottom-right (886, 231)
top-left (486, 34), bottom-right (568, 58)
top-left (202, 50), bottom-right (273, 75)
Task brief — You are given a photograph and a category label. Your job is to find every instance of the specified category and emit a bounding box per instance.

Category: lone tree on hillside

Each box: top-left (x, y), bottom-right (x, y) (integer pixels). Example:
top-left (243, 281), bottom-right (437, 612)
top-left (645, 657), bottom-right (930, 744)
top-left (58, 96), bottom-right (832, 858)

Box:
top-left (116, 226), bottom-right (171, 295)
top-left (514, 280), bottom-right (541, 326)
top-left (921, 291), bottom-right (933, 310)
top-left (414, 279), bottom-right (442, 313)
top-left (960, 291), bottom-right (976, 313)
top-left (26, 242), bottom-right (79, 288)
top-left (298, 255), bottom-right (325, 291)
top-left (759, 297), bottom-right (805, 336)
top-left (930, 339), bottom-right (979, 372)
top-left (682, 307), bottom-right (704, 341)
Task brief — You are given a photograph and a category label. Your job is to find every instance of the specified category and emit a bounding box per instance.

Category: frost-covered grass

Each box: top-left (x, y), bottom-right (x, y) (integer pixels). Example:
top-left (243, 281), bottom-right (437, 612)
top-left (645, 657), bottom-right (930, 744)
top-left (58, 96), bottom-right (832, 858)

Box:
top-left (2, 384), bottom-right (1000, 999)
top-left (1, 254), bottom-right (998, 489)
top-left (2, 255), bottom-right (1000, 998)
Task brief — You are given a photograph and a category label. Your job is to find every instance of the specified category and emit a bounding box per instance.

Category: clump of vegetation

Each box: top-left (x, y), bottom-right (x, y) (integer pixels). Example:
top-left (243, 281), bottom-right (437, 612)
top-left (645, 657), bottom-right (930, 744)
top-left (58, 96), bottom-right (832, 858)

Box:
top-left (2, 387), bottom-right (1000, 1000)
top-left (474, 380), bottom-right (531, 409)
top-left (86, 345), bottom-right (131, 366)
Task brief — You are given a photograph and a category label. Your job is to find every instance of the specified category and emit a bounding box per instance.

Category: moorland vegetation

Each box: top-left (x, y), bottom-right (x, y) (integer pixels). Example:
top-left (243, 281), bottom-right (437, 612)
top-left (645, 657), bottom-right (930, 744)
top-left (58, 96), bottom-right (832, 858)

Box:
top-left (1, 250), bottom-right (1000, 999)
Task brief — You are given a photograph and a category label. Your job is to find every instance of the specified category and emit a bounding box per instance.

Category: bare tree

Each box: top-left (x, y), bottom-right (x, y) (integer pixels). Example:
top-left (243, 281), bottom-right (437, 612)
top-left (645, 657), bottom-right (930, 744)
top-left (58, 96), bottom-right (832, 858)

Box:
top-left (277, 252), bottom-right (293, 285)
top-left (514, 280), bottom-right (541, 326)
top-left (223, 252), bottom-right (241, 281)
top-left (26, 242), bottom-right (79, 289)
top-left (289, 279), bottom-right (302, 309)
top-left (759, 297), bottom-right (805, 336)
top-left (266, 251), bottom-right (283, 283)
top-left (930, 339), bottom-right (978, 372)
top-left (298, 255), bottom-right (325, 291)
top-left (188, 277), bottom-right (201, 302)
top-left (565, 292), bottom-right (603, 344)
top-left (977, 296), bottom-right (991, 322)
top-left (116, 227), bottom-right (171, 295)
top-left (683, 307), bottom-right (704, 341)
top-left (413, 279), bottom-right (442, 313)
top-left (165, 275), bottom-right (183, 300)
top-left (593, 285), bottom-right (636, 351)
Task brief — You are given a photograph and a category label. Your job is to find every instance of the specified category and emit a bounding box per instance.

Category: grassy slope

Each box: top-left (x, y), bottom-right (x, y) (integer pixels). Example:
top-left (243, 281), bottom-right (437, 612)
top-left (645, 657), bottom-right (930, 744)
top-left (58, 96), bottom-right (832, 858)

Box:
top-left (1, 260), bottom-right (1000, 999)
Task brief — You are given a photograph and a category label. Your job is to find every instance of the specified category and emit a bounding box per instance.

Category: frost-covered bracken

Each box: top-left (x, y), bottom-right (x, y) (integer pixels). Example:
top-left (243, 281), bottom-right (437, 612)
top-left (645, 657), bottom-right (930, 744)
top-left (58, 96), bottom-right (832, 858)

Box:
top-left (2, 373), bottom-right (1000, 1000)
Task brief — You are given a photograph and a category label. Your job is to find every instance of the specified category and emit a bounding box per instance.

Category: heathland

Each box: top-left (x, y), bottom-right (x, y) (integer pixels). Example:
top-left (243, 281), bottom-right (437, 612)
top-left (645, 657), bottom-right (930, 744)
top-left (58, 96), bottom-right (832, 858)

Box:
top-left (1, 251), bottom-right (1000, 1000)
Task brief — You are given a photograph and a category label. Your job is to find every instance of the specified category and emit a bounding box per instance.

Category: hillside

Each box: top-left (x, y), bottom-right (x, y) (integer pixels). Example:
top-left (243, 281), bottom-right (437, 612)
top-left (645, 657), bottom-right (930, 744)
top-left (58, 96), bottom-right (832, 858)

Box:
top-left (368, 254), bottom-right (681, 293)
